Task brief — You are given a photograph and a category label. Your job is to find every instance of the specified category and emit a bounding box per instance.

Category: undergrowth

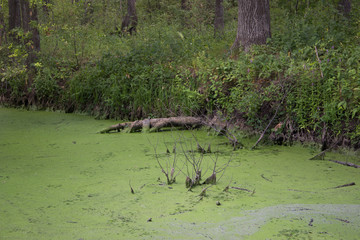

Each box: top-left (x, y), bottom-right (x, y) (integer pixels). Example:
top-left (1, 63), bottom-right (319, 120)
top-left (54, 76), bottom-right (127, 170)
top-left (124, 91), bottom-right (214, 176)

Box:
top-left (0, 0), bottom-right (359, 147)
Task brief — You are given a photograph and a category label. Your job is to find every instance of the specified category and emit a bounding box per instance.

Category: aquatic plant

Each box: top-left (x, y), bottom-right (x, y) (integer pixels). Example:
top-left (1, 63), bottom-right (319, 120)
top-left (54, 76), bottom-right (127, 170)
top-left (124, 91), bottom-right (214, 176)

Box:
top-left (150, 133), bottom-right (233, 190)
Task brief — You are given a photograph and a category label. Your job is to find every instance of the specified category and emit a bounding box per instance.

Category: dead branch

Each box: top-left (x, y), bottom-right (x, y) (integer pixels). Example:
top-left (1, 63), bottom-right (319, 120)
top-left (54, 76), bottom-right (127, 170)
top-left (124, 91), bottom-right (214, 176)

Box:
top-left (251, 92), bottom-right (287, 150)
top-left (261, 174), bottom-right (272, 182)
top-left (329, 160), bottom-right (360, 168)
top-left (230, 186), bottom-right (252, 192)
top-left (148, 138), bottom-right (178, 185)
top-left (309, 140), bottom-right (340, 160)
top-left (199, 185), bottom-right (212, 197)
top-left (129, 180), bottom-right (134, 194)
top-left (332, 182), bottom-right (355, 189)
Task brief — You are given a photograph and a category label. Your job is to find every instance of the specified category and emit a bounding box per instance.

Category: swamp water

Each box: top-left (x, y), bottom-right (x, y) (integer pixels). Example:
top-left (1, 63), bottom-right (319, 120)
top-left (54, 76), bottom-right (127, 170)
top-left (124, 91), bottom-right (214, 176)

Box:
top-left (0, 108), bottom-right (359, 239)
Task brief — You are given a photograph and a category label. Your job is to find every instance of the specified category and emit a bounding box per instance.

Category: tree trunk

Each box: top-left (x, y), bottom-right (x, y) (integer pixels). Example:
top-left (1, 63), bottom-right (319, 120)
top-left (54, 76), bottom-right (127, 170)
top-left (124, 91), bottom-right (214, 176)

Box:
top-left (82, 0), bottom-right (94, 24)
top-left (0, 4), bottom-right (5, 45)
top-left (214, 0), bottom-right (224, 37)
top-left (181, 0), bottom-right (189, 10)
top-left (121, 0), bottom-right (137, 35)
top-left (232, 0), bottom-right (271, 52)
top-left (20, 0), bottom-right (30, 31)
top-left (29, 3), bottom-right (40, 62)
top-left (8, 0), bottom-right (40, 64)
top-left (8, 0), bottom-right (22, 32)
top-left (338, 0), bottom-right (351, 17)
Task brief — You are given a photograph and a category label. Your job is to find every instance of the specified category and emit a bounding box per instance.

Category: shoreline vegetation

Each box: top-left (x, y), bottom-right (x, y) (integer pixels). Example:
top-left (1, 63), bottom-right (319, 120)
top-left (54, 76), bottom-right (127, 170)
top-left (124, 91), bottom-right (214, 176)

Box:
top-left (1, 1), bottom-right (359, 149)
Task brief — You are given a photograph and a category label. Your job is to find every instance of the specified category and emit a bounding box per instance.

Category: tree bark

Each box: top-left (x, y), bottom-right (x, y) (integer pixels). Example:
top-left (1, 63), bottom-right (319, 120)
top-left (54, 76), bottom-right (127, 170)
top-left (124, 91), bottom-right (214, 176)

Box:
top-left (338, 0), bottom-right (351, 18)
top-left (232, 0), bottom-right (271, 52)
top-left (121, 0), bottom-right (137, 35)
top-left (8, 0), bottom-right (22, 32)
top-left (0, 4), bottom-right (5, 45)
top-left (29, 3), bottom-right (40, 62)
top-left (20, 0), bottom-right (29, 30)
top-left (214, 0), bottom-right (224, 37)
top-left (8, 0), bottom-right (40, 63)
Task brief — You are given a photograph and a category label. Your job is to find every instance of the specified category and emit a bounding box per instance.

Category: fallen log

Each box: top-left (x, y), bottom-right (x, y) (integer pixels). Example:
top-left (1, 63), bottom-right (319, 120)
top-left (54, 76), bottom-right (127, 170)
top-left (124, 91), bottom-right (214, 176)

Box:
top-left (99, 116), bottom-right (204, 133)
top-left (99, 116), bottom-right (244, 150)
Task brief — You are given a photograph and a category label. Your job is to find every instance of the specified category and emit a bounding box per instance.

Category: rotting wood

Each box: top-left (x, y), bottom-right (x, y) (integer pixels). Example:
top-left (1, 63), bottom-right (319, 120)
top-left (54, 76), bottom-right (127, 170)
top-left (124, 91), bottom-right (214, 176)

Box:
top-left (329, 160), bottom-right (360, 168)
top-left (100, 116), bottom-right (243, 150)
top-left (99, 116), bottom-right (204, 133)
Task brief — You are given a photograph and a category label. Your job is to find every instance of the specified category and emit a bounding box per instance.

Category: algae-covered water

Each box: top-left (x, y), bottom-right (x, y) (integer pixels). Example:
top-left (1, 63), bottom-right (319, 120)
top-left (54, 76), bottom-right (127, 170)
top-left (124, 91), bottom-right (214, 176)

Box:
top-left (1, 108), bottom-right (359, 239)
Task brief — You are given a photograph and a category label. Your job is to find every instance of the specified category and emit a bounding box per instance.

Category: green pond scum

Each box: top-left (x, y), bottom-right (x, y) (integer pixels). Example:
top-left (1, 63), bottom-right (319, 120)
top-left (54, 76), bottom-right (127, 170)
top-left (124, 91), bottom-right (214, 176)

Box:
top-left (0, 108), bottom-right (359, 239)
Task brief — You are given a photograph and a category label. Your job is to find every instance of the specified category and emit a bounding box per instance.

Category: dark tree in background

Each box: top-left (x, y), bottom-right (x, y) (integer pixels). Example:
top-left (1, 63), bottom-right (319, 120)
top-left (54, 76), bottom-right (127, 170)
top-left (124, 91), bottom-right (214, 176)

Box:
top-left (121, 0), bottom-right (137, 35)
top-left (181, 0), bottom-right (189, 10)
top-left (232, 0), bottom-right (271, 51)
top-left (8, 0), bottom-right (40, 64)
top-left (214, 0), bottom-right (224, 37)
top-left (8, 0), bottom-right (21, 32)
top-left (82, 0), bottom-right (94, 24)
top-left (0, 4), bottom-right (5, 45)
top-left (338, 0), bottom-right (351, 17)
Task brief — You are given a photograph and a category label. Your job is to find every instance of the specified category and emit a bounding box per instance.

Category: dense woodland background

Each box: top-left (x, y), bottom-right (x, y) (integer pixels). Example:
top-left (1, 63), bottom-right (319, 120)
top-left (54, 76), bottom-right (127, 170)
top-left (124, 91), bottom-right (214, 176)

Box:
top-left (0, 0), bottom-right (359, 148)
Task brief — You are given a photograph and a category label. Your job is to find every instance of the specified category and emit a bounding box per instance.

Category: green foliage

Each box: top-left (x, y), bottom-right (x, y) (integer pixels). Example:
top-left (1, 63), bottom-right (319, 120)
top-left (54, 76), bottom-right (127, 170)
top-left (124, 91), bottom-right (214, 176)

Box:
top-left (67, 35), bottom-right (206, 119)
top-left (0, 41), bottom-right (29, 102)
top-left (33, 63), bottom-right (62, 107)
top-left (1, 0), bottom-right (359, 144)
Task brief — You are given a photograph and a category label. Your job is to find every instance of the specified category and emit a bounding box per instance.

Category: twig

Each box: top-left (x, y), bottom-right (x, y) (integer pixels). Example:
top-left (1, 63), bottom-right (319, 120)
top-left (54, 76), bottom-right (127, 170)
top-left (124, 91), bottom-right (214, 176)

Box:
top-left (223, 177), bottom-right (233, 192)
top-left (129, 180), bottom-right (134, 194)
top-left (231, 186), bottom-right (252, 192)
top-left (261, 174), bottom-right (272, 182)
top-left (309, 139), bottom-right (341, 160)
top-left (199, 185), bottom-right (212, 197)
top-left (251, 92), bottom-right (287, 150)
top-left (335, 218), bottom-right (350, 223)
top-left (308, 218), bottom-right (314, 226)
top-left (332, 182), bottom-right (355, 189)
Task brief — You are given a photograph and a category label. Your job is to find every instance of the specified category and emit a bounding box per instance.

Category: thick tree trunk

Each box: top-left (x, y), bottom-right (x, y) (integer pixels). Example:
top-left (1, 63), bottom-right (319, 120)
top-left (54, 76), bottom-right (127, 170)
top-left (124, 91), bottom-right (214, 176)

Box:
top-left (121, 0), bottom-right (137, 35)
top-left (214, 0), bottom-right (224, 37)
top-left (29, 4), bottom-right (40, 63)
top-left (0, 4), bottom-right (5, 45)
top-left (8, 0), bottom-right (22, 32)
top-left (8, 0), bottom-right (40, 64)
top-left (232, 0), bottom-right (271, 52)
top-left (338, 0), bottom-right (351, 17)
top-left (20, 0), bottom-right (30, 31)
